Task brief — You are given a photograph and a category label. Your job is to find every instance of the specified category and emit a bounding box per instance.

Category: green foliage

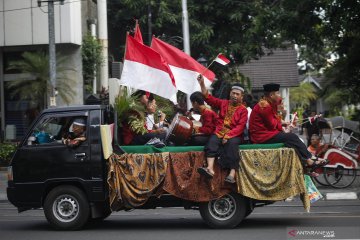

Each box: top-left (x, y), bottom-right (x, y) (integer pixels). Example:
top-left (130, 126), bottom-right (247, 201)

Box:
top-left (219, 67), bottom-right (252, 93)
top-left (290, 82), bottom-right (317, 111)
top-left (153, 95), bottom-right (175, 120)
top-left (108, 0), bottom-right (360, 107)
top-left (6, 51), bottom-right (76, 109)
top-left (128, 115), bottom-right (147, 135)
top-left (113, 87), bottom-right (147, 134)
top-left (350, 108), bottom-right (360, 122)
top-left (81, 33), bottom-right (104, 94)
top-left (0, 142), bottom-right (17, 166)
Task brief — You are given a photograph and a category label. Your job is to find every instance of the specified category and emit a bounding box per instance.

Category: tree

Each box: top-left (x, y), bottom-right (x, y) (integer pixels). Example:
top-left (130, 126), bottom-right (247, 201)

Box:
top-left (81, 33), bottom-right (104, 94)
top-left (290, 82), bottom-right (317, 112)
top-left (108, 0), bottom-right (360, 105)
top-left (6, 51), bottom-right (75, 109)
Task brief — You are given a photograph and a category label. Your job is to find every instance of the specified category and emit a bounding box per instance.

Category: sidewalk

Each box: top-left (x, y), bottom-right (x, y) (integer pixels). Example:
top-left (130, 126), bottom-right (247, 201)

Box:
top-left (0, 167), bottom-right (8, 202)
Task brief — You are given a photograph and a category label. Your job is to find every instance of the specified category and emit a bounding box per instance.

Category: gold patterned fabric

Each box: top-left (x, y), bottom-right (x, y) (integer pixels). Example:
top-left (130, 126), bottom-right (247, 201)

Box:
top-left (107, 147), bottom-right (310, 212)
top-left (236, 148), bottom-right (310, 211)
top-left (216, 104), bottom-right (242, 138)
top-left (107, 153), bottom-right (168, 210)
top-left (163, 152), bottom-right (234, 202)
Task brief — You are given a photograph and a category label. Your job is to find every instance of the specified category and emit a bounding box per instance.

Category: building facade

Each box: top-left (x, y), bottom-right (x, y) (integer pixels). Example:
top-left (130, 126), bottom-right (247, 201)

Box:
top-left (238, 46), bottom-right (299, 121)
top-left (0, 0), bottom-right (97, 141)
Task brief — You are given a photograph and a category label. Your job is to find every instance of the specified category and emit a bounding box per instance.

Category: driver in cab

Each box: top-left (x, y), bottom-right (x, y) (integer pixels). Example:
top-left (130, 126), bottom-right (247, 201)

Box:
top-left (62, 118), bottom-right (87, 147)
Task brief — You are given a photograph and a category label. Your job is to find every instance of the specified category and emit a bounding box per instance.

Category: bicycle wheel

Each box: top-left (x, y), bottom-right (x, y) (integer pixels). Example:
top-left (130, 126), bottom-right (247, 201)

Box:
top-left (312, 168), bottom-right (330, 186)
top-left (324, 166), bottom-right (357, 189)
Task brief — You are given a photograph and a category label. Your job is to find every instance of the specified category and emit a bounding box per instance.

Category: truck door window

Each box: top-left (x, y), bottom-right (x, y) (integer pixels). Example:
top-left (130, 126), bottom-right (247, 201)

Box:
top-left (26, 116), bottom-right (87, 146)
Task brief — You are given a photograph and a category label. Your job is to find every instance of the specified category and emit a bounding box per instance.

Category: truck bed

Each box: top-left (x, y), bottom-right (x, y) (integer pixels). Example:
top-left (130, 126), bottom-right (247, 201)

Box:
top-left (106, 143), bottom-right (310, 212)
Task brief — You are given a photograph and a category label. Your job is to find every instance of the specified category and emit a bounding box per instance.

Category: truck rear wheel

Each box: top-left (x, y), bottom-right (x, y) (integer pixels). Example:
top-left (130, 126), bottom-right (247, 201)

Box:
top-left (199, 193), bottom-right (247, 228)
top-left (44, 185), bottom-right (90, 230)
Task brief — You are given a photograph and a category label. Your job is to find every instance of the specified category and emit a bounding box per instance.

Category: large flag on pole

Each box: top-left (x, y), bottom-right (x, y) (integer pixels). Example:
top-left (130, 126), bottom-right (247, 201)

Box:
top-left (151, 37), bottom-right (215, 94)
top-left (119, 35), bottom-right (178, 104)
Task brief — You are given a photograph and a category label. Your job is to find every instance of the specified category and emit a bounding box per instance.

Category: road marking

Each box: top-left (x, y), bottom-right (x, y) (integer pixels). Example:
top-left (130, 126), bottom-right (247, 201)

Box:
top-left (326, 192), bottom-right (358, 200)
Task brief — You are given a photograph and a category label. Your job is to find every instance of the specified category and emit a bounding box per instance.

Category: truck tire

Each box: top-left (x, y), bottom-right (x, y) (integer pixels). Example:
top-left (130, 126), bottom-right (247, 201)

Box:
top-left (44, 185), bottom-right (90, 230)
top-left (199, 193), bottom-right (247, 229)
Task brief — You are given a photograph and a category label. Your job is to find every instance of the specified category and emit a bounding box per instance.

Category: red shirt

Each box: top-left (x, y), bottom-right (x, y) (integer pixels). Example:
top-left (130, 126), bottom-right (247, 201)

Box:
top-left (205, 94), bottom-right (248, 139)
top-left (249, 99), bottom-right (282, 143)
top-left (122, 122), bottom-right (134, 145)
top-left (197, 108), bottom-right (218, 135)
top-left (122, 121), bottom-right (149, 145)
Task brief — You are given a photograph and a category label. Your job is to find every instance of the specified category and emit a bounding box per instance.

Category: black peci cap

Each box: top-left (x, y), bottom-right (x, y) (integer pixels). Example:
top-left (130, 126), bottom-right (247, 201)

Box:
top-left (263, 83), bottom-right (280, 92)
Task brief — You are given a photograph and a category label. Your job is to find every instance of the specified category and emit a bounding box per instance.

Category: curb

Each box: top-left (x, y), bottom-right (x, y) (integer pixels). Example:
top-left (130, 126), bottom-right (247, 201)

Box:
top-left (0, 193), bottom-right (7, 202)
top-left (325, 192), bottom-right (358, 200)
top-left (284, 191), bottom-right (359, 202)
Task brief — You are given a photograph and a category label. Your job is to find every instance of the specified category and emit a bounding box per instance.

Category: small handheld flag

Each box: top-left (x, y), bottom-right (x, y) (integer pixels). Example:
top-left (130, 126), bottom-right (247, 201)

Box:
top-left (214, 53), bottom-right (230, 65)
top-left (200, 53), bottom-right (230, 76)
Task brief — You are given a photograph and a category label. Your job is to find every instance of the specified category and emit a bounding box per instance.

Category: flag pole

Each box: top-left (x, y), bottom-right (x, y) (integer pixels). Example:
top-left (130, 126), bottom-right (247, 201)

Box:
top-left (199, 54), bottom-right (218, 76)
top-left (200, 59), bottom-right (215, 76)
top-left (121, 32), bottom-right (129, 96)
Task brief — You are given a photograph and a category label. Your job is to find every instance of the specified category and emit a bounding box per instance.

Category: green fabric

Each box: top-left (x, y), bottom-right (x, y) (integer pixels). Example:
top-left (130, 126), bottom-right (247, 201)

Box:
top-left (119, 143), bottom-right (285, 154)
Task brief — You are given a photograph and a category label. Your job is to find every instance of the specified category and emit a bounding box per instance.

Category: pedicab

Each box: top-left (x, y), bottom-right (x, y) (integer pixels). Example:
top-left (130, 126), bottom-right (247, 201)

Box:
top-left (312, 116), bottom-right (360, 188)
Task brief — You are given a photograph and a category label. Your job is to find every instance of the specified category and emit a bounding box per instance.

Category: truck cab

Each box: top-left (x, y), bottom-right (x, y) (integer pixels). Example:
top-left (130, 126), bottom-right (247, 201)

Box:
top-left (7, 105), bottom-right (113, 229)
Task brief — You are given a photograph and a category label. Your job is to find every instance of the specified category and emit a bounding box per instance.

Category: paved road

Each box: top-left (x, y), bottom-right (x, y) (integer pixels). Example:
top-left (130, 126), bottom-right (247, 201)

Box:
top-left (0, 200), bottom-right (360, 240)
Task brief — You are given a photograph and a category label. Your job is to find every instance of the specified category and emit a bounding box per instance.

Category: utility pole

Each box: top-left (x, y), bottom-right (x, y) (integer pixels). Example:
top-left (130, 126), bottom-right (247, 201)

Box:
top-left (38, 0), bottom-right (64, 107)
top-left (90, 21), bottom-right (97, 94)
top-left (181, 0), bottom-right (191, 109)
top-left (181, 0), bottom-right (190, 55)
top-left (97, 0), bottom-right (109, 92)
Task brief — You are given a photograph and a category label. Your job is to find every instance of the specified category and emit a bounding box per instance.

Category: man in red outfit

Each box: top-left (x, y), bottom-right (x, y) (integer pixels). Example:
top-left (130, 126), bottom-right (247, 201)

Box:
top-left (188, 91), bottom-right (218, 145)
top-left (197, 75), bottom-right (248, 184)
top-left (249, 83), bottom-right (328, 175)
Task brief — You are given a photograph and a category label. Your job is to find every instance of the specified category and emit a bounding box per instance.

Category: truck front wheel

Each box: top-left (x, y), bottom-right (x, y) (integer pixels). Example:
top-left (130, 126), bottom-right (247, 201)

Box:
top-left (44, 185), bottom-right (90, 230)
top-left (199, 193), bottom-right (247, 228)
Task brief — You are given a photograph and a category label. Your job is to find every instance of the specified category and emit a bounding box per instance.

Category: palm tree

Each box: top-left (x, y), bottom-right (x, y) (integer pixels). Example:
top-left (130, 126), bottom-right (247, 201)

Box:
top-left (290, 82), bottom-right (317, 110)
top-left (290, 82), bottom-right (318, 123)
top-left (6, 51), bottom-right (76, 109)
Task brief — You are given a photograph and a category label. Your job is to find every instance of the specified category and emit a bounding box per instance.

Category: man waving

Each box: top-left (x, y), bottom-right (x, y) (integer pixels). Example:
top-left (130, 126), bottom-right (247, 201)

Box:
top-left (197, 75), bottom-right (248, 183)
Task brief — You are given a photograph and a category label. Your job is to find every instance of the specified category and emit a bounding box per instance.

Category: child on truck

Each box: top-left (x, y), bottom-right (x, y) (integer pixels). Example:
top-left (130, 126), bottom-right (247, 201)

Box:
top-left (187, 91), bottom-right (218, 146)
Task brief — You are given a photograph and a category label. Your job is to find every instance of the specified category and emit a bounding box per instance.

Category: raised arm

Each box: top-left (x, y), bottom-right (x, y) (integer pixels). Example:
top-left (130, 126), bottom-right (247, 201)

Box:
top-left (197, 74), bottom-right (208, 97)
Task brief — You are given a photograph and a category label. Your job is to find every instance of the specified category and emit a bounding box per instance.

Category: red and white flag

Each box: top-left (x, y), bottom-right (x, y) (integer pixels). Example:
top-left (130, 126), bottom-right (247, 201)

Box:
top-left (119, 35), bottom-right (178, 104)
top-left (214, 53), bottom-right (230, 65)
top-left (134, 20), bottom-right (143, 44)
top-left (151, 37), bottom-right (215, 94)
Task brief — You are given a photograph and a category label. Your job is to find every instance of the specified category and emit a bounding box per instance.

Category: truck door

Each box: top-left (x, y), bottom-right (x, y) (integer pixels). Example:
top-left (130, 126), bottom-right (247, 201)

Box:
top-left (11, 112), bottom-right (91, 205)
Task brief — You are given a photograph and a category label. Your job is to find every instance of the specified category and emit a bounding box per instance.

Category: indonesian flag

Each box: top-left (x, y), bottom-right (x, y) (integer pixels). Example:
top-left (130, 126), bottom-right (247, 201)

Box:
top-left (134, 20), bottom-right (143, 44)
top-left (119, 35), bottom-right (178, 104)
top-left (151, 37), bottom-right (215, 94)
top-left (214, 53), bottom-right (230, 65)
